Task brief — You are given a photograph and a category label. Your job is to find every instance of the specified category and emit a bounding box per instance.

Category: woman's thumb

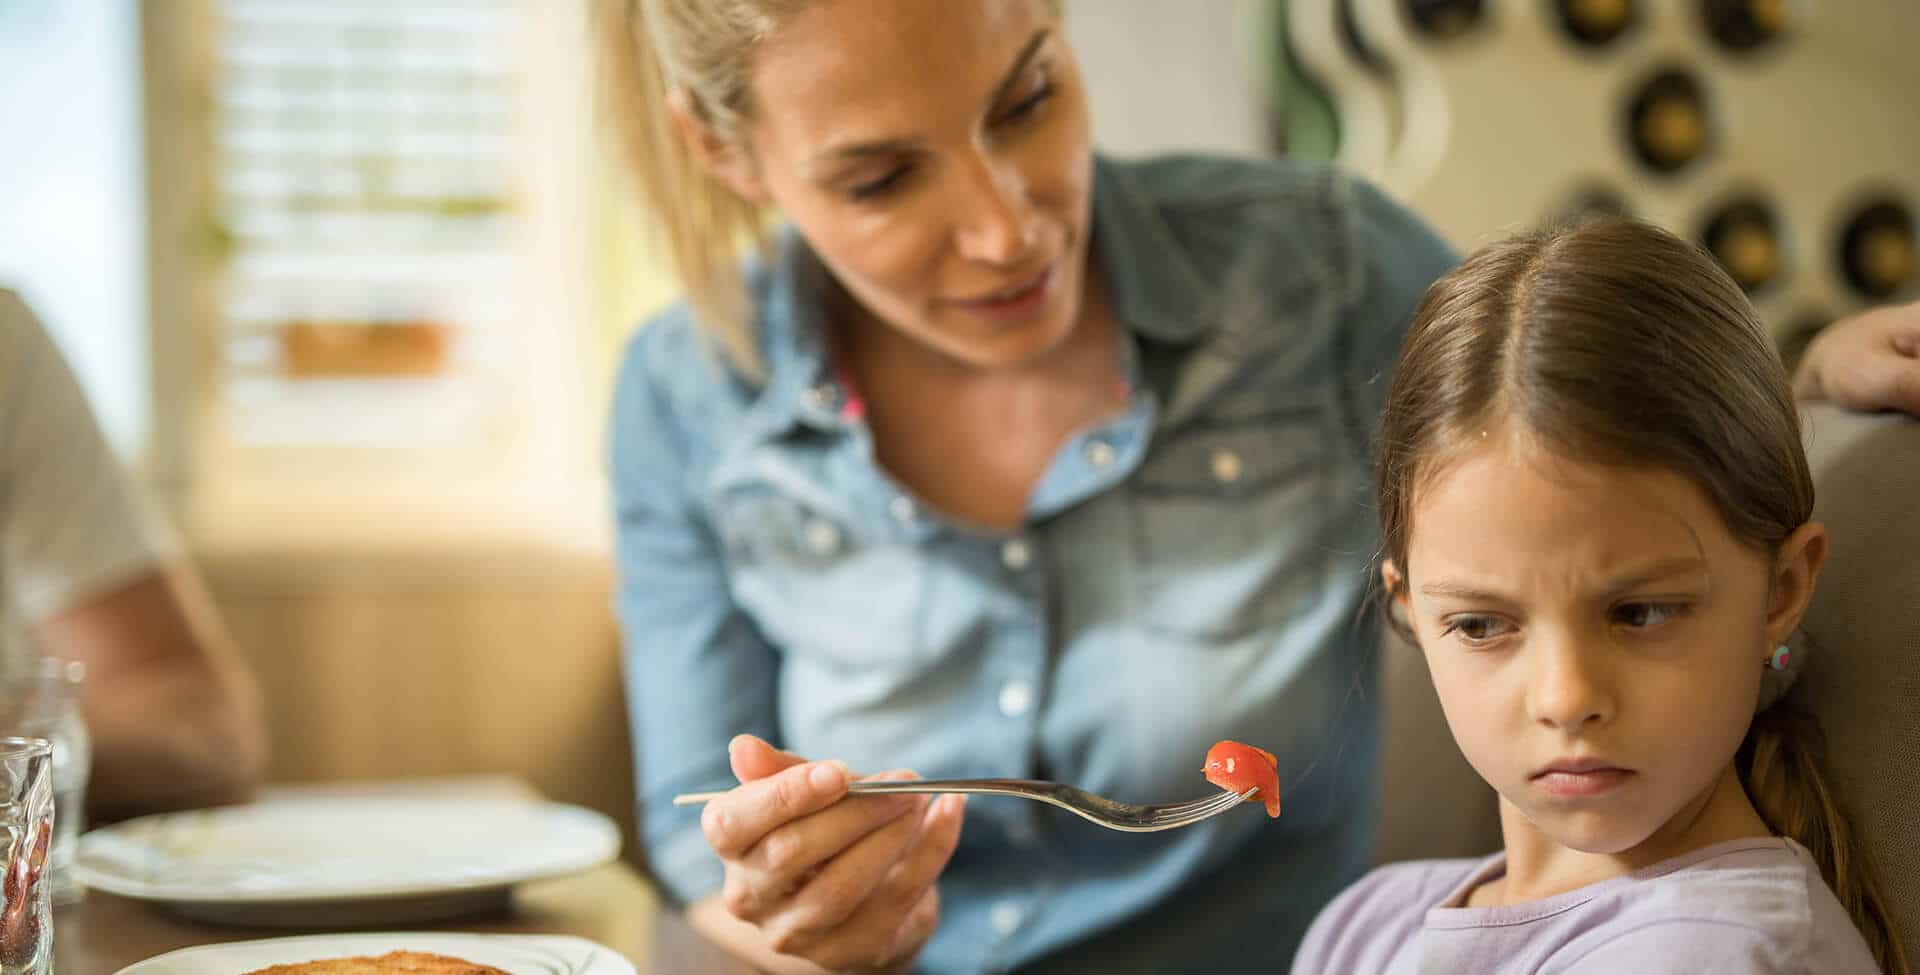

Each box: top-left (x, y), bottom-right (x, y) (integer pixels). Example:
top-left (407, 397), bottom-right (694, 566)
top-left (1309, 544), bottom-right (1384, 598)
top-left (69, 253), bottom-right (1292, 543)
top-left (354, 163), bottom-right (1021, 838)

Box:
top-left (728, 733), bottom-right (808, 782)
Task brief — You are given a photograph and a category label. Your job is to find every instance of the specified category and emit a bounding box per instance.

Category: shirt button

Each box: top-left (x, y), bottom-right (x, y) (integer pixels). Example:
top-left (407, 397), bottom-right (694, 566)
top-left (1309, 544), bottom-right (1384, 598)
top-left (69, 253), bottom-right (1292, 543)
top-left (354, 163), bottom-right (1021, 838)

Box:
top-left (989, 901), bottom-right (1024, 937)
top-left (889, 496), bottom-right (917, 524)
top-left (1083, 439), bottom-right (1117, 468)
top-left (1211, 448), bottom-right (1244, 484)
top-left (1006, 817), bottom-right (1038, 847)
top-left (1000, 538), bottom-right (1032, 571)
top-left (997, 680), bottom-right (1034, 717)
top-left (803, 382), bottom-right (837, 411)
top-left (803, 518), bottom-right (841, 556)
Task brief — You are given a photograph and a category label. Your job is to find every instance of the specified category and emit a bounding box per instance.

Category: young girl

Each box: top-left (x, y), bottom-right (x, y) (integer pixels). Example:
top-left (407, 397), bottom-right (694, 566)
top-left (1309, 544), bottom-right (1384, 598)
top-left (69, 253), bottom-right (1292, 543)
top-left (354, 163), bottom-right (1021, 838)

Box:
top-left (1293, 219), bottom-right (1907, 974)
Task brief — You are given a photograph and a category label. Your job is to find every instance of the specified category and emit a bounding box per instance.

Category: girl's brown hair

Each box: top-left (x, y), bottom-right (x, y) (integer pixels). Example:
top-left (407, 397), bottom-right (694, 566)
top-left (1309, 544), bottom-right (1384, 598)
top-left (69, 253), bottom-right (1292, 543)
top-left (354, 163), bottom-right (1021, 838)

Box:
top-left (1375, 217), bottom-right (1907, 974)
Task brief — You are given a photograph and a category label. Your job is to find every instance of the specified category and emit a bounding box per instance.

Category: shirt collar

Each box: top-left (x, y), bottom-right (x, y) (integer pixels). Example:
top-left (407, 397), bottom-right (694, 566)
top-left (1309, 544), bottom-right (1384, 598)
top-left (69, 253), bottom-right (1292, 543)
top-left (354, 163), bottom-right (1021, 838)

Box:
top-left (754, 228), bottom-right (844, 434)
top-left (1088, 154), bottom-right (1222, 345)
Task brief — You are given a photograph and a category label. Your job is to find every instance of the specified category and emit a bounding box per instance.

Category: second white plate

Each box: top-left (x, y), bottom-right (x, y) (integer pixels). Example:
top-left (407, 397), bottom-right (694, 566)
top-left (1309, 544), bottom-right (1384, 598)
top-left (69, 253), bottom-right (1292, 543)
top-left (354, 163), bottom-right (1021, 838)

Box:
top-left (75, 795), bottom-right (620, 917)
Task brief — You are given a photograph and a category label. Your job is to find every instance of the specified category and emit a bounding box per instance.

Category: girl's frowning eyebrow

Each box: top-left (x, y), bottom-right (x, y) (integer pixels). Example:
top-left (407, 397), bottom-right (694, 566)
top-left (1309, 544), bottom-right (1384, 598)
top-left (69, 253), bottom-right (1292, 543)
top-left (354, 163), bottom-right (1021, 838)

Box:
top-left (1419, 557), bottom-right (1711, 604)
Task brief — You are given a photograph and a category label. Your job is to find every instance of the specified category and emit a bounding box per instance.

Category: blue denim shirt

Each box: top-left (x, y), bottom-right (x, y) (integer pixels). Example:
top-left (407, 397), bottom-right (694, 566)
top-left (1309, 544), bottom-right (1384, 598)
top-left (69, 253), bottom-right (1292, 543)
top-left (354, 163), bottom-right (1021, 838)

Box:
top-left (609, 154), bottom-right (1457, 974)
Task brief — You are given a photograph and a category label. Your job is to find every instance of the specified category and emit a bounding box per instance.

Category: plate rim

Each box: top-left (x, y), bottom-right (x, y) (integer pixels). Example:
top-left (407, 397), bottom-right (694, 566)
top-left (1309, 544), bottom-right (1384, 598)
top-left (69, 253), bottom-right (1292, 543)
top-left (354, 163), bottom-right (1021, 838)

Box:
top-left (112, 931), bottom-right (637, 975)
top-left (74, 796), bottom-right (622, 905)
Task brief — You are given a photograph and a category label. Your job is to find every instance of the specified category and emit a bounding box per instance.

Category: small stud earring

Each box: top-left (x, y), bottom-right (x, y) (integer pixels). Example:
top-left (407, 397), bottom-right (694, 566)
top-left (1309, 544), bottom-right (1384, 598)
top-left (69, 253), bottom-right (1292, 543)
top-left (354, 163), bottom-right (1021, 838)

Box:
top-left (1766, 645), bottom-right (1792, 672)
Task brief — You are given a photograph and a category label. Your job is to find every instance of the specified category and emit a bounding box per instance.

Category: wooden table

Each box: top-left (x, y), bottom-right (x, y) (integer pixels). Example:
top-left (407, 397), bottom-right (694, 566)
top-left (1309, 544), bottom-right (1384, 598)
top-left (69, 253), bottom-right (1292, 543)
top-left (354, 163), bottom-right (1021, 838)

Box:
top-left (51, 778), bottom-right (759, 974)
top-left (57, 864), bottom-right (628, 973)
top-left (55, 869), bottom-right (764, 974)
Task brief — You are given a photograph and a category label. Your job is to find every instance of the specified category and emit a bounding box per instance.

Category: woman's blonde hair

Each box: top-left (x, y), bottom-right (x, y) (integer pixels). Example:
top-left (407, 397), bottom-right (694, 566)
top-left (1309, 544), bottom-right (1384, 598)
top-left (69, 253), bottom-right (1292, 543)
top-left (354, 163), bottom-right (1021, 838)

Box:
top-left (595, 0), bottom-right (1064, 381)
top-left (595, 0), bottom-right (796, 380)
top-left (1375, 218), bottom-right (1908, 975)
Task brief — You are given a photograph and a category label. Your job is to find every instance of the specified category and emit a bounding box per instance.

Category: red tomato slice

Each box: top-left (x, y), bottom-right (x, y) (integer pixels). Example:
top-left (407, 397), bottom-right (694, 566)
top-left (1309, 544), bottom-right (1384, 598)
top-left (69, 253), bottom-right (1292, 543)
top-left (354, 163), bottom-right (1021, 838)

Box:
top-left (1203, 740), bottom-right (1281, 818)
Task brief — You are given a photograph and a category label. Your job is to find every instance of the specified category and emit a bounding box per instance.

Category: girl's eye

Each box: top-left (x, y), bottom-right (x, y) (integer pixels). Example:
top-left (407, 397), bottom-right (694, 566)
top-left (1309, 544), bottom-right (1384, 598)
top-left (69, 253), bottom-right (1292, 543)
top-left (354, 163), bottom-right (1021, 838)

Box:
top-left (1613, 602), bottom-right (1686, 628)
top-left (1440, 615), bottom-right (1510, 646)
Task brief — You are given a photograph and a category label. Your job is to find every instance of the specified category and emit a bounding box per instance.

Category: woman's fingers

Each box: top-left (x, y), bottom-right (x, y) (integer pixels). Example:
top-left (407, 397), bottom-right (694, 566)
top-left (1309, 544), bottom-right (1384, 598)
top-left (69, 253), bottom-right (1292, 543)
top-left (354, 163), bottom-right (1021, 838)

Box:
top-left (771, 793), bottom-right (968, 972)
top-left (727, 733), bottom-right (807, 782)
top-left (698, 743), bottom-right (969, 972)
top-left (701, 758), bottom-right (848, 860)
top-left (714, 770), bottom-right (922, 922)
top-left (760, 789), bottom-right (929, 950)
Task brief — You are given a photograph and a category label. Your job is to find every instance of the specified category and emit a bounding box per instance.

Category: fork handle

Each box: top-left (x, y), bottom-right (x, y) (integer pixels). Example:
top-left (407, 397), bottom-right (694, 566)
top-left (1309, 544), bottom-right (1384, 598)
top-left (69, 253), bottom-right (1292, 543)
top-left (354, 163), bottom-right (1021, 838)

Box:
top-left (670, 778), bottom-right (1048, 806)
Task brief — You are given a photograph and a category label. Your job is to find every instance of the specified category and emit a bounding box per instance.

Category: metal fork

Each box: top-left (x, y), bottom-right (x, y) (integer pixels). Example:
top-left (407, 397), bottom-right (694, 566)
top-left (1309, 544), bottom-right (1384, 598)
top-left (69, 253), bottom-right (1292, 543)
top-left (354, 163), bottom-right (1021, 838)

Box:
top-left (671, 779), bottom-right (1259, 832)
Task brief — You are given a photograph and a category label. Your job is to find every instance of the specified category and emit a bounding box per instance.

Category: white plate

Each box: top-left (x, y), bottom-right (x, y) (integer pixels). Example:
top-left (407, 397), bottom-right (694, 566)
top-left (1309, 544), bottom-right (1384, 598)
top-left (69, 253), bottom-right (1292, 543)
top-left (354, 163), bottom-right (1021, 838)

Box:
top-left (115, 932), bottom-right (636, 975)
top-left (74, 796), bottom-right (620, 926)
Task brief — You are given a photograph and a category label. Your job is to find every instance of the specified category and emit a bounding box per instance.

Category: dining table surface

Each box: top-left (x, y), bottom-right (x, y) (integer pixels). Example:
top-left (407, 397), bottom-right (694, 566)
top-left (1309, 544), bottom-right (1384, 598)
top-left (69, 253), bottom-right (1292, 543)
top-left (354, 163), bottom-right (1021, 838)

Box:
top-left (52, 776), bottom-right (761, 975)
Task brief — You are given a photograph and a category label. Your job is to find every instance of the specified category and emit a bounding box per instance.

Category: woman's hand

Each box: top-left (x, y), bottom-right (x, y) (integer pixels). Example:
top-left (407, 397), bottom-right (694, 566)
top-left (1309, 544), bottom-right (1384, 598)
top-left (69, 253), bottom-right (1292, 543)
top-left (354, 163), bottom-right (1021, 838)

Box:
top-left (700, 735), bottom-right (966, 973)
top-left (1794, 299), bottom-right (1920, 416)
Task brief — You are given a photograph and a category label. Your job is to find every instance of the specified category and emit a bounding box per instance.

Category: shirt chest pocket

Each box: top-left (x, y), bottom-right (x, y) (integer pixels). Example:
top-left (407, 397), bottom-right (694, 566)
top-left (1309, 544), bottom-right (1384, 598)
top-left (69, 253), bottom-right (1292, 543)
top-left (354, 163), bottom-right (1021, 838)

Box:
top-left (712, 488), bottom-right (929, 671)
top-left (1129, 416), bottom-right (1336, 641)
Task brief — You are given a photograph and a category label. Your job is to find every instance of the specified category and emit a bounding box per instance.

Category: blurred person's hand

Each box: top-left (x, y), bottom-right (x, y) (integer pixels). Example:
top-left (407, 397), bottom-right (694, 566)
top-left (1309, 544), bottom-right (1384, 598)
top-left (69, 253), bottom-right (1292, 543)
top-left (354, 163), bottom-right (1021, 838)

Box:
top-left (689, 735), bottom-right (965, 974)
top-left (1795, 299), bottom-right (1920, 416)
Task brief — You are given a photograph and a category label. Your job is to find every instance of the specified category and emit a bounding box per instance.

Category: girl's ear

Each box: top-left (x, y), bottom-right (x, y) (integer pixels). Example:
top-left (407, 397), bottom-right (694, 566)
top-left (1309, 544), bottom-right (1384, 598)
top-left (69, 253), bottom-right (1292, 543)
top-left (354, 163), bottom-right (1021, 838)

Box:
top-left (1382, 559), bottom-right (1411, 615)
top-left (1766, 521), bottom-right (1829, 647)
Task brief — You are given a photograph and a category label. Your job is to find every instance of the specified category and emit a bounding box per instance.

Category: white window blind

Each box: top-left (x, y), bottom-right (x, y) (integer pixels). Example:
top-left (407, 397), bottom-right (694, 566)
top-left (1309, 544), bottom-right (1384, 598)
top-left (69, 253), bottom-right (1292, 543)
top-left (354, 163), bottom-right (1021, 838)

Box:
top-left (211, 0), bottom-right (522, 449)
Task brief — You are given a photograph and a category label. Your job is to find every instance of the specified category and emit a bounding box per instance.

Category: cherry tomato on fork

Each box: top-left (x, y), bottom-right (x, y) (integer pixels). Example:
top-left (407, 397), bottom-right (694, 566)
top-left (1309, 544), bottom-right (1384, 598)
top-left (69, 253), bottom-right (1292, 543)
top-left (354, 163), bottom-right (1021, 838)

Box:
top-left (1203, 740), bottom-right (1281, 818)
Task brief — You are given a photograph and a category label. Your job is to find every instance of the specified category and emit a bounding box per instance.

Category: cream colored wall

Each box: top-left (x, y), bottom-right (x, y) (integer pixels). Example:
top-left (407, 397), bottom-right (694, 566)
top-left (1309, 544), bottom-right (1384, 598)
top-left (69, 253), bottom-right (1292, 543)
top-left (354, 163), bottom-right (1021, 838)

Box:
top-left (1292, 0), bottom-right (1920, 342)
top-left (1066, 0), bottom-right (1271, 158)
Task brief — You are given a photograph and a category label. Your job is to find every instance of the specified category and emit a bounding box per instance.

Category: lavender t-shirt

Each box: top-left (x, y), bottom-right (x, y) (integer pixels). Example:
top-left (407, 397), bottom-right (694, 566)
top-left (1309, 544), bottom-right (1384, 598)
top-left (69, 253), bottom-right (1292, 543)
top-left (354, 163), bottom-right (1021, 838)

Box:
top-left (1291, 838), bottom-right (1878, 974)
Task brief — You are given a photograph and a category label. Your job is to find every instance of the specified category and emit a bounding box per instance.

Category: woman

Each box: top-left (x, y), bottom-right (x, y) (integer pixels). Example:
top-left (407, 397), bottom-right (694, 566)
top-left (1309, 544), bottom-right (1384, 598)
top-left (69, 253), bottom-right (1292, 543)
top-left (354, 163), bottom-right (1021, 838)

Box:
top-left (598, 2), bottom-right (1920, 972)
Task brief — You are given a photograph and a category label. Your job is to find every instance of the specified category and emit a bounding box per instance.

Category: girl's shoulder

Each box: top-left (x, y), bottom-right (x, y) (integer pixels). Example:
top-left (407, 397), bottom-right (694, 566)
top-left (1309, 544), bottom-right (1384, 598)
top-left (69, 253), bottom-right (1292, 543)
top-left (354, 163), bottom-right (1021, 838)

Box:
top-left (1291, 856), bottom-right (1491, 975)
top-left (1548, 838), bottom-right (1880, 974)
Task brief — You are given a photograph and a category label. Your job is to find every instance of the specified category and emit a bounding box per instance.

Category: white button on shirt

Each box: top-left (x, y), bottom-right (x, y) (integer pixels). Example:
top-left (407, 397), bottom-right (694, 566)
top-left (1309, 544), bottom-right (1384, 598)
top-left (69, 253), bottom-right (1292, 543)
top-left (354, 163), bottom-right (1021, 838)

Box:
top-left (889, 495), bottom-right (916, 524)
top-left (997, 679), bottom-right (1034, 717)
top-left (1005, 817), bottom-right (1038, 847)
top-left (1083, 439), bottom-right (1117, 468)
top-left (989, 901), bottom-right (1024, 937)
top-left (803, 519), bottom-right (841, 556)
top-left (1000, 538), bottom-right (1032, 571)
top-left (1211, 447), bottom-right (1244, 484)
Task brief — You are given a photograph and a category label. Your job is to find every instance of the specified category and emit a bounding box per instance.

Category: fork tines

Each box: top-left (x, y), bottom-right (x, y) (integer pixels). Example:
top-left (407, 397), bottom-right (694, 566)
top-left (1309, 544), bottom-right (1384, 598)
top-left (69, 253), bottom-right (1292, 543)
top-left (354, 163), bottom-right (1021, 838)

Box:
top-left (1147, 787), bottom-right (1258, 827)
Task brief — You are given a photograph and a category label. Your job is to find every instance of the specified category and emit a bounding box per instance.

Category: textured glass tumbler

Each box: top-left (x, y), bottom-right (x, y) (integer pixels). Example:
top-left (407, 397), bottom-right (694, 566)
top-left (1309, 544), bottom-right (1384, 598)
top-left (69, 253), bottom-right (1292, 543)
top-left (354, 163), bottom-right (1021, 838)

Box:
top-left (0, 737), bottom-right (53, 975)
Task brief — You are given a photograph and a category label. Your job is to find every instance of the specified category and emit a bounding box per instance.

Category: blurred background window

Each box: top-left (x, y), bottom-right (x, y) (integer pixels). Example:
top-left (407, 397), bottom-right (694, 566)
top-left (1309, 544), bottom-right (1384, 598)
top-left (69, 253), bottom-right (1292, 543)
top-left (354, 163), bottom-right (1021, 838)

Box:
top-left (0, 1), bottom-right (150, 461)
top-left (139, 0), bottom-right (606, 544)
top-left (210, 0), bottom-right (521, 451)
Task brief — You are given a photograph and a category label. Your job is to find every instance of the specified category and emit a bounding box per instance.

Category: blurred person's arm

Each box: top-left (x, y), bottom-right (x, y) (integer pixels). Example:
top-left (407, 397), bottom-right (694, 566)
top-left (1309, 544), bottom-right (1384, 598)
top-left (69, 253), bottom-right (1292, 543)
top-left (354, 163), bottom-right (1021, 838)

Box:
top-left (1, 290), bottom-right (268, 820)
top-left (34, 564), bottom-right (267, 821)
top-left (1794, 298), bottom-right (1920, 416)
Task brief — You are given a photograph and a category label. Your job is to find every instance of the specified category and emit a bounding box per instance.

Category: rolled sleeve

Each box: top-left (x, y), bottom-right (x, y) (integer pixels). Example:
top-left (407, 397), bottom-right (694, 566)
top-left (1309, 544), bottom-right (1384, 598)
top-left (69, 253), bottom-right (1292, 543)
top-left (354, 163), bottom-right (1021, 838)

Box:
top-left (0, 291), bottom-right (170, 631)
top-left (608, 322), bottom-right (780, 906)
